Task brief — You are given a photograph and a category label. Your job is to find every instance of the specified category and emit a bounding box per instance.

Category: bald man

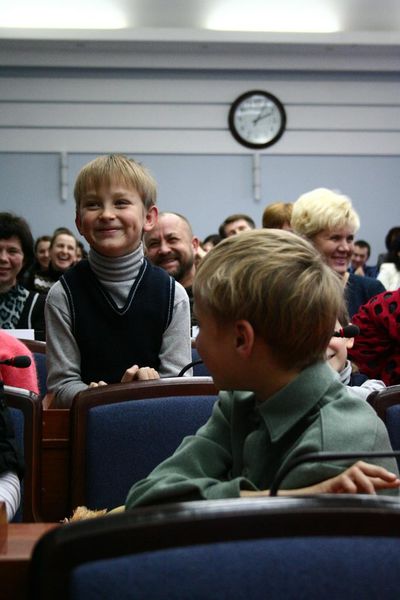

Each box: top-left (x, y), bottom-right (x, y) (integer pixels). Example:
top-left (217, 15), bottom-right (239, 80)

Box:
top-left (144, 212), bottom-right (200, 329)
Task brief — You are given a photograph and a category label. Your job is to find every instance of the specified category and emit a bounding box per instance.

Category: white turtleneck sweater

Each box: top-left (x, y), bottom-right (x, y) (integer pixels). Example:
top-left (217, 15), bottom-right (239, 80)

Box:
top-left (45, 243), bottom-right (192, 407)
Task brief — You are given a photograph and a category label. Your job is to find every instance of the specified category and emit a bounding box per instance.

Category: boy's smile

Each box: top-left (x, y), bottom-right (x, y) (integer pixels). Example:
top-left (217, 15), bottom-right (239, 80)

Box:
top-left (76, 184), bottom-right (157, 258)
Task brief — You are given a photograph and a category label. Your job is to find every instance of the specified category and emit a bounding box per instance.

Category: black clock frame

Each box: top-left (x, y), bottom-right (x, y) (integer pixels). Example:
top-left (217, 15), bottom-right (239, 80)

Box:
top-left (228, 90), bottom-right (286, 150)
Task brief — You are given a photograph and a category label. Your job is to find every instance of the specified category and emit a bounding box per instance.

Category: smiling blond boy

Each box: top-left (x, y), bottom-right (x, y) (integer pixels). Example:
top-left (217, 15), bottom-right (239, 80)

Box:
top-left (45, 155), bottom-right (191, 407)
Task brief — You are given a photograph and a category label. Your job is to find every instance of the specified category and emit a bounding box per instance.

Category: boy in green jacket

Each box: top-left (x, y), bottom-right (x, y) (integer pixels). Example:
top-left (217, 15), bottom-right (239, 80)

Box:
top-left (126, 229), bottom-right (399, 509)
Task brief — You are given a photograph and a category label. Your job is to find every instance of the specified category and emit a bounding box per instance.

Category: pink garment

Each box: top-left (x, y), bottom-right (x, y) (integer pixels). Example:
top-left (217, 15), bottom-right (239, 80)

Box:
top-left (0, 331), bottom-right (39, 394)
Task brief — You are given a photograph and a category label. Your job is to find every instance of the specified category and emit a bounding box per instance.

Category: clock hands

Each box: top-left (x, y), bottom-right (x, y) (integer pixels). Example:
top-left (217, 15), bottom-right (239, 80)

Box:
top-left (253, 105), bottom-right (272, 125)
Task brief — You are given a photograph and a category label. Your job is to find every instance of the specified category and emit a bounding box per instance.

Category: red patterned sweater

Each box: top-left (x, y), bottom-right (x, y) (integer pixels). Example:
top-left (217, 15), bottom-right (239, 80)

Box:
top-left (349, 290), bottom-right (400, 386)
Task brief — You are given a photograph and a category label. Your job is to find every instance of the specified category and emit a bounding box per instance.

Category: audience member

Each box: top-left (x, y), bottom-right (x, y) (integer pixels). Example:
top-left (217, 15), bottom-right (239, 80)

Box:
top-left (262, 202), bottom-right (293, 230)
top-left (75, 240), bottom-right (88, 262)
top-left (144, 212), bottom-right (200, 330)
top-left (377, 235), bottom-right (400, 290)
top-left (32, 227), bottom-right (77, 295)
top-left (326, 309), bottom-right (385, 401)
top-left (218, 213), bottom-right (256, 239)
top-left (0, 331), bottom-right (39, 394)
top-left (34, 235), bottom-right (51, 270)
top-left (24, 235), bottom-right (51, 290)
top-left (0, 380), bottom-right (24, 521)
top-left (125, 230), bottom-right (399, 510)
top-left (0, 212), bottom-right (46, 339)
top-left (377, 226), bottom-right (400, 270)
top-left (45, 155), bottom-right (191, 408)
top-left (349, 240), bottom-right (378, 278)
top-left (202, 234), bottom-right (221, 252)
top-left (291, 188), bottom-right (384, 317)
top-left (350, 289), bottom-right (400, 385)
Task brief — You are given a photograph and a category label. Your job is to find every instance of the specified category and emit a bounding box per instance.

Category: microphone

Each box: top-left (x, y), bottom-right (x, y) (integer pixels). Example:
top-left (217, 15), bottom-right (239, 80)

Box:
top-left (333, 325), bottom-right (360, 338)
top-left (269, 450), bottom-right (400, 496)
top-left (0, 355), bottom-right (32, 368)
top-left (178, 359), bottom-right (203, 377)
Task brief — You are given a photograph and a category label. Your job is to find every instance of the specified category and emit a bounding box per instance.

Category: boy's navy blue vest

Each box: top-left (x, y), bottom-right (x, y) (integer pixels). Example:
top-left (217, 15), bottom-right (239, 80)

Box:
top-left (60, 259), bottom-right (175, 384)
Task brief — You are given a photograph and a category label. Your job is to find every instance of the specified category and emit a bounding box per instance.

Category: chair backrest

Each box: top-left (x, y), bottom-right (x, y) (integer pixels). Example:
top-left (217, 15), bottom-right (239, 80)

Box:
top-left (368, 385), bottom-right (400, 465)
top-left (18, 338), bottom-right (47, 399)
top-left (191, 347), bottom-right (210, 376)
top-left (18, 339), bottom-right (46, 354)
top-left (32, 352), bottom-right (47, 399)
top-left (30, 495), bottom-right (400, 600)
top-left (4, 385), bottom-right (42, 522)
top-left (70, 377), bottom-right (218, 512)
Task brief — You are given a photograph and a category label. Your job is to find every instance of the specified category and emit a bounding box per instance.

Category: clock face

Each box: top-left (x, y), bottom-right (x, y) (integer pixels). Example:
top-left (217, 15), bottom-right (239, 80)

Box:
top-left (228, 90), bottom-right (286, 149)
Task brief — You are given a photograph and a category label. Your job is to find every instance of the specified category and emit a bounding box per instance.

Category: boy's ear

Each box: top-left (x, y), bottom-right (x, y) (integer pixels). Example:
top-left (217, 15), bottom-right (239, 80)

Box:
top-left (143, 205), bottom-right (158, 232)
top-left (234, 320), bottom-right (255, 358)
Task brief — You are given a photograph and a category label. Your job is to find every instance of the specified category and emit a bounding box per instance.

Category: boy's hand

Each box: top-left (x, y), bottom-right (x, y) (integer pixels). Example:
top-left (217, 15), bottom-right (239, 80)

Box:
top-left (240, 461), bottom-right (400, 498)
top-left (89, 381), bottom-right (107, 388)
top-left (313, 461), bottom-right (400, 495)
top-left (121, 365), bottom-right (160, 383)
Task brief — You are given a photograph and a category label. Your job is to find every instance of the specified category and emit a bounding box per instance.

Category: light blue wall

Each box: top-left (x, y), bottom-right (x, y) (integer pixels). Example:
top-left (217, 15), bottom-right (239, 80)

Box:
top-left (1, 152), bottom-right (399, 262)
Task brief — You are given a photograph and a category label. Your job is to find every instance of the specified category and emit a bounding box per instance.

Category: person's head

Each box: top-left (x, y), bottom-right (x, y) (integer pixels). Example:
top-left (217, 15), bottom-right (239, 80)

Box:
top-left (326, 306), bottom-right (354, 374)
top-left (262, 202), bottom-right (293, 230)
top-left (351, 240), bottom-right (371, 271)
top-left (75, 240), bottom-right (88, 262)
top-left (291, 188), bottom-right (360, 277)
top-left (144, 212), bottom-right (199, 289)
top-left (74, 155), bottom-right (158, 257)
top-left (385, 226), bottom-right (400, 252)
top-left (218, 214), bottom-right (256, 239)
top-left (0, 212), bottom-right (34, 292)
top-left (34, 235), bottom-right (51, 270)
top-left (202, 234), bottom-right (221, 253)
top-left (193, 229), bottom-right (345, 387)
top-left (390, 236), bottom-right (400, 270)
top-left (49, 227), bottom-right (77, 272)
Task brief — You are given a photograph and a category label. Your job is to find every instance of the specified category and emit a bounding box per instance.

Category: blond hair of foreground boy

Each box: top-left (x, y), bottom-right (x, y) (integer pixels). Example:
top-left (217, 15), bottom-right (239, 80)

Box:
top-left (124, 230), bottom-right (399, 510)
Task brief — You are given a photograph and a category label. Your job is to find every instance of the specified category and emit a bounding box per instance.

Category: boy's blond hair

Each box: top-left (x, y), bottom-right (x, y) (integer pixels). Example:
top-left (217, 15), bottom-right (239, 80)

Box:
top-left (74, 155), bottom-right (157, 210)
top-left (194, 229), bottom-right (345, 370)
top-left (291, 188), bottom-right (360, 239)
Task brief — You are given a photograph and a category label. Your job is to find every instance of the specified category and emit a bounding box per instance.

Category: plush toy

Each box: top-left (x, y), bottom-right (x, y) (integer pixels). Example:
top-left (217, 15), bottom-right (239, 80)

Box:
top-left (63, 506), bottom-right (107, 522)
top-left (63, 504), bottom-right (125, 522)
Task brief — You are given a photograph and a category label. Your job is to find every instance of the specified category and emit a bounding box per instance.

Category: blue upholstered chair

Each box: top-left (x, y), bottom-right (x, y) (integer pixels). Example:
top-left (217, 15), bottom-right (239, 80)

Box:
top-left (191, 347), bottom-right (210, 376)
top-left (69, 377), bottom-right (218, 512)
top-left (18, 339), bottom-right (47, 399)
top-left (30, 495), bottom-right (400, 600)
top-left (368, 385), bottom-right (400, 467)
top-left (4, 385), bottom-right (42, 522)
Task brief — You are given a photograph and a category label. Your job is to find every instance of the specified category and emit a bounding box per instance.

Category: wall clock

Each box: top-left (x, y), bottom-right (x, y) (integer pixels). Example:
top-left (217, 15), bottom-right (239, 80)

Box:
top-left (228, 90), bottom-right (286, 149)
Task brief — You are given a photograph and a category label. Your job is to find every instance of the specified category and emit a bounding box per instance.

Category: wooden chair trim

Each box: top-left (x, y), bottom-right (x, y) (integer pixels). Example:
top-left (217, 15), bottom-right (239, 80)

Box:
top-left (367, 385), bottom-right (400, 422)
top-left (18, 339), bottom-right (47, 354)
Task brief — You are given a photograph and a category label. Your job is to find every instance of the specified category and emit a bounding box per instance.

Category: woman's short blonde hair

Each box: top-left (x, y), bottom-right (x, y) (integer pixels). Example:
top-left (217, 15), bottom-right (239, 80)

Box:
top-left (194, 229), bottom-right (345, 370)
top-left (74, 154), bottom-right (157, 210)
top-left (291, 188), bottom-right (360, 239)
